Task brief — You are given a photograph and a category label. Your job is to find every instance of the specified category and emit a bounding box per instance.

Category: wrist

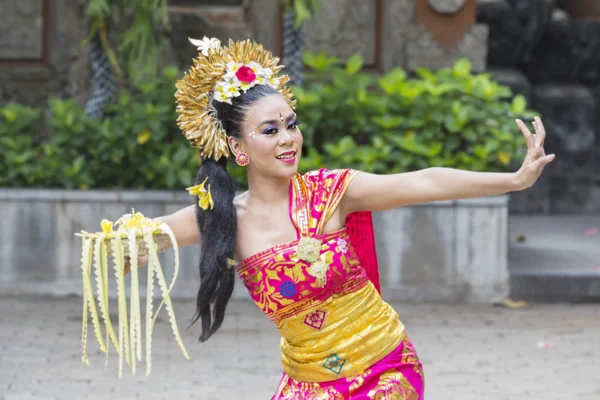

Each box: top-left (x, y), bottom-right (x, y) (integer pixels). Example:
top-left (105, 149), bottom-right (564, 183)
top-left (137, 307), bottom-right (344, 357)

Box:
top-left (510, 171), bottom-right (526, 192)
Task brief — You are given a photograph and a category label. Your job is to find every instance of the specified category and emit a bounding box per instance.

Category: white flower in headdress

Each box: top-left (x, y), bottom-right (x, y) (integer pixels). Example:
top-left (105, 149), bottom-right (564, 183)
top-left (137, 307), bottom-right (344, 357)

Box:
top-left (212, 60), bottom-right (280, 103)
top-left (268, 76), bottom-right (281, 89)
top-left (223, 61), bottom-right (243, 83)
top-left (214, 81), bottom-right (240, 104)
top-left (189, 37), bottom-right (221, 56)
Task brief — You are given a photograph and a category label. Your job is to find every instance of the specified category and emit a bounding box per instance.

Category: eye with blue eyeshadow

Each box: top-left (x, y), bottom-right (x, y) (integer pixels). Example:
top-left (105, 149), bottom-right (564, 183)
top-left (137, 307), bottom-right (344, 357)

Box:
top-left (288, 119), bottom-right (301, 130)
top-left (262, 125), bottom-right (278, 135)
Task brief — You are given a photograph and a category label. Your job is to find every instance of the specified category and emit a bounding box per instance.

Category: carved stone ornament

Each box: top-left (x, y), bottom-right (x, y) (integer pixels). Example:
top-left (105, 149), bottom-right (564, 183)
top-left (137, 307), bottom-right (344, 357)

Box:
top-left (417, 0), bottom-right (476, 50)
top-left (0, 0), bottom-right (44, 60)
top-left (427, 0), bottom-right (467, 14)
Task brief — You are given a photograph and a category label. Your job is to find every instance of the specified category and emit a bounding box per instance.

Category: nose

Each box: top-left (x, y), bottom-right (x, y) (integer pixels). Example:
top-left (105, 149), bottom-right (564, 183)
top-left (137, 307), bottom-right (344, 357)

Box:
top-left (278, 129), bottom-right (295, 146)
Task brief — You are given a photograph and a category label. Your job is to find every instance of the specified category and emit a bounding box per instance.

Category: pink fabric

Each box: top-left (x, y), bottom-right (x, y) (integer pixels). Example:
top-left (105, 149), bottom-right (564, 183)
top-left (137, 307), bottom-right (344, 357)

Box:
top-left (236, 169), bottom-right (425, 398)
top-left (272, 333), bottom-right (424, 399)
top-left (346, 211), bottom-right (381, 294)
top-left (237, 170), bottom-right (370, 325)
top-left (237, 228), bottom-right (369, 325)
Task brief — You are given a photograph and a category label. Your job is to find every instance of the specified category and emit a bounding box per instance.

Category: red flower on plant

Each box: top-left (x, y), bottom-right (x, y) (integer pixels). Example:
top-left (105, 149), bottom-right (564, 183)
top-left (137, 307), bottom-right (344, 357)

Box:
top-left (236, 66), bottom-right (257, 83)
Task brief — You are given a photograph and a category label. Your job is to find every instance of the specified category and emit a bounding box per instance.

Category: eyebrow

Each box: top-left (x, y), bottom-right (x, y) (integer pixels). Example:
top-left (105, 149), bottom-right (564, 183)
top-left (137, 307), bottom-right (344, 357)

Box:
top-left (255, 113), bottom-right (296, 130)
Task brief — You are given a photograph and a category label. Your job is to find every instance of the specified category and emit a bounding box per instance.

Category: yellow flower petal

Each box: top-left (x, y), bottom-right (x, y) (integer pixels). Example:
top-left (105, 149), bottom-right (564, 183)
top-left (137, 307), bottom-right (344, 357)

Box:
top-left (498, 152), bottom-right (510, 165)
top-left (186, 177), bottom-right (209, 196)
top-left (198, 192), bottom-right (214, 210)
top-left (137, 129), bottom-right (151, 145)
top-left (101, 219), bottom-right (114, 234)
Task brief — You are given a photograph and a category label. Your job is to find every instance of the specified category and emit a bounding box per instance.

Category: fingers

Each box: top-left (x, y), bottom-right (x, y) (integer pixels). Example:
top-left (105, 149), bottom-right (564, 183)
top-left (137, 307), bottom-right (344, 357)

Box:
top-left (531, 153), bottom-right (555, 171)
top-left (516, 119), bottom-right (535, 149)
top-left (123, 256), bottom-right (148, 276)
top-left (533, 116), bottom-right (546, 147)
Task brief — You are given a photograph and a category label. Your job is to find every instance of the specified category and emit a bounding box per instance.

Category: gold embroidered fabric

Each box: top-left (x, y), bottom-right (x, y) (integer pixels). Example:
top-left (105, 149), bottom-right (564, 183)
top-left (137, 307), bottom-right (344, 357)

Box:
top-left (279, 283), bottom-right (404, 382)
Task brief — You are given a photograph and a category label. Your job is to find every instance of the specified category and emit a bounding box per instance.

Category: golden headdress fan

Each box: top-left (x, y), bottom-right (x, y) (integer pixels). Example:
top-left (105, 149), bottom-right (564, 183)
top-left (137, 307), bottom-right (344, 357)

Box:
top-left (175, 38), bottom-right (296, 161)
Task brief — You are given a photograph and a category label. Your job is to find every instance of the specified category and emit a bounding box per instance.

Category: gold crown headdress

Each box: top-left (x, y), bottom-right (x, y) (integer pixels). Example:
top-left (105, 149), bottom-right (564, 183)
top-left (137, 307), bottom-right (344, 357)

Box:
top-left (175, 37), bottom-right (296, 161)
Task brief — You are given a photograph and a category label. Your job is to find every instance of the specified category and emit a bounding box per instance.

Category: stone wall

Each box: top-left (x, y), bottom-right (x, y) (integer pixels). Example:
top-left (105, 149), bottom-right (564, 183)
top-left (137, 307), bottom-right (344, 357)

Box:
top-left (5, 0), bottom-right (598, 213)
top-left (249, 0), bottom-right (488, 73)
top-left (0, 188), bottom-right (510, 304)
top-left (0, 0), bottom-right (90, 108)
top-left (478, 0), bottom-right (600, 214)
top-left (0, 0), bottom-right (490, 106)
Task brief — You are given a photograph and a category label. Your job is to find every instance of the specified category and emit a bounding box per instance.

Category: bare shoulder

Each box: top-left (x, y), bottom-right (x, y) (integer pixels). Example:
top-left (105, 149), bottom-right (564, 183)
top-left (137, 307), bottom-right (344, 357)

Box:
top-left (233, 190), bottom-right (249, 221)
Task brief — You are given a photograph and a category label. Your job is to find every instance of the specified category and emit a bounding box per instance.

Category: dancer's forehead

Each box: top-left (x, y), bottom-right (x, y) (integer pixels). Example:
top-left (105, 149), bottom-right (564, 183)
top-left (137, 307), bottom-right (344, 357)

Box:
top-left (243, 94), bottom-right (296, 131)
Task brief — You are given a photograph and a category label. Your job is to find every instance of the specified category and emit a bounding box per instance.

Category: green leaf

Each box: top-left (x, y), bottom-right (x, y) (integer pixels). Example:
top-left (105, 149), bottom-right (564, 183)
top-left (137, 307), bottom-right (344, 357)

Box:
top-left (511, 94), bottom-right (527, 114)
top-left (86, 0), bottom-right (111, 17)
top-left (452, 58), bottom-right (472, 78)
top-left (372, 115), bottom-right (404, 130)
top-left (293, 0), bottom-right (313, 29)
top-left (303, 51), bottom-right (339, 71)
top-left (378, 68), bottom-right (407, 95)
top-left (473, 145), bottom-right (488, 159)
top-left (346, 53), bottom-right (363, 75)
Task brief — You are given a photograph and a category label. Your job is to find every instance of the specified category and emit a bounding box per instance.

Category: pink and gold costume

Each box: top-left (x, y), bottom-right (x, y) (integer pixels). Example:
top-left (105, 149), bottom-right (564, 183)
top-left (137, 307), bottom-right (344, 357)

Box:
top-left (237, 169), bottom-right (424, 399)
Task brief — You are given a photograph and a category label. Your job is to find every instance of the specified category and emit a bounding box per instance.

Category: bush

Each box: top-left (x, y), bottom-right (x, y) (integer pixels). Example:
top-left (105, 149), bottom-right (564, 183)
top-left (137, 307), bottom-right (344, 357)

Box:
top-left (295, 52), bottom-right (538, 175)
top-left (0, 67), bottom-right (201, 189)
top-left (0, 103), bottom-right (43, 187)
top-left (1, 56), bottom-right (539, 190)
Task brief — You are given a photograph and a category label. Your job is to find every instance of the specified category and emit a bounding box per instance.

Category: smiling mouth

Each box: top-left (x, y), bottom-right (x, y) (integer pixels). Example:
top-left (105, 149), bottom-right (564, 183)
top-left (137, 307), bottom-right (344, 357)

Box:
top-left (276, 151), bottom-right (296, 160)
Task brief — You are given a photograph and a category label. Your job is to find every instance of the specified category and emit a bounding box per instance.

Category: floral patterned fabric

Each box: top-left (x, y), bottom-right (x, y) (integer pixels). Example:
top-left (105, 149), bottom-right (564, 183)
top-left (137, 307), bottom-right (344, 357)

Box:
top-left (236, 169), bottom-right (424, 398)
top-left (274, 334), bottom-right (424, 400)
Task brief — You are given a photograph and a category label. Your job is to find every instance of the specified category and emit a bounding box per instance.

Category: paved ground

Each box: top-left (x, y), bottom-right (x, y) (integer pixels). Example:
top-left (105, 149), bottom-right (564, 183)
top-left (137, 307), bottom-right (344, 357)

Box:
top-left (1, 295), bottom-right (599, 400)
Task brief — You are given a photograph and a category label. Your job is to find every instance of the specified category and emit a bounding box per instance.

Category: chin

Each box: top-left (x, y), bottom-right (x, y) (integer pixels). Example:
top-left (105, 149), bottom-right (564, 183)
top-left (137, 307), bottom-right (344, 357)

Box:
top-left (274, 165), bottom-right (299, 179)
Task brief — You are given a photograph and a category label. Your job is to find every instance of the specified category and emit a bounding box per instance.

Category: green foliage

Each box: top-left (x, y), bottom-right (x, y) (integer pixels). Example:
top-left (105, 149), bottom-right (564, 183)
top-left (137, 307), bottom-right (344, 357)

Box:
top-left (295, 53), bottom-right (538, 174)
top-left (2, 54), bottom-right (540, 190)
top-left (86, 0), bottom-right (170, 84)
top-left (282, 0), bottom-right (321, 28)
top-left (0, 103), bottom-right (42, 187)
top-left (0, 67), bottom-right (203, 189)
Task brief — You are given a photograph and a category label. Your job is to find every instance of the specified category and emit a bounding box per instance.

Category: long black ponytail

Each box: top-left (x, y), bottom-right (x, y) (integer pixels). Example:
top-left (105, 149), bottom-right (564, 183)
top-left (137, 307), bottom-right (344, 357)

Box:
top-left (190, 156), bottom-right (236, 342)
top-left (190, 84), bottom-right (280, 342)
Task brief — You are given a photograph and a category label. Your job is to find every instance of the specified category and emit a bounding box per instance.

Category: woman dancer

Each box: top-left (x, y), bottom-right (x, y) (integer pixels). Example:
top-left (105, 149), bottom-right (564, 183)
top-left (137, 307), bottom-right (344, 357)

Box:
top-left (138, 38), bottom-right (553, 399)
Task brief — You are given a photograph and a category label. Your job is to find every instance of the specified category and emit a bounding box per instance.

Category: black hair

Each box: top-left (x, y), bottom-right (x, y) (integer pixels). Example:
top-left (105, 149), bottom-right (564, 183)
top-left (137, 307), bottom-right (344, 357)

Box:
top-left (190, 84), bottom-right (281, 342)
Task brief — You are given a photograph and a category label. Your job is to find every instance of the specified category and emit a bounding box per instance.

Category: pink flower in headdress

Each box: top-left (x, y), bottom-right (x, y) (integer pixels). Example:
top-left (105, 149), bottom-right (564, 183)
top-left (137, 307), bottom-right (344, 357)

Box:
top-left (236, 66), bottom-right (257, 83)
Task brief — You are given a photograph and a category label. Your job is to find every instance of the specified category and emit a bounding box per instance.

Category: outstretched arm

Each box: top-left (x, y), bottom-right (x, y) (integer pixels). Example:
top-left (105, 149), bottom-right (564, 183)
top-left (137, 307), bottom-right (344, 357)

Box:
top-left (341, 117), bottom-right (555, 215)
top-left (125, 205), bottom-right (200, 273)
top-left (157, 204), bottom-right (201, 247)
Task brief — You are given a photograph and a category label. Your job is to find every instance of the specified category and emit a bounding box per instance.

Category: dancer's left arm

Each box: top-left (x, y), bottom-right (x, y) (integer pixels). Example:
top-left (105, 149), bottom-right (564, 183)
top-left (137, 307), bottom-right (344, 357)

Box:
top-left (341, 117), bottom-right (555, 214)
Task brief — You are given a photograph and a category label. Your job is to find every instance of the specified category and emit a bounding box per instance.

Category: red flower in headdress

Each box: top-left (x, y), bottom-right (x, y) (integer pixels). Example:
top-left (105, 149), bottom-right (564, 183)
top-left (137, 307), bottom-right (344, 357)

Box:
top-left (236, 66), bottom-right (257, 83)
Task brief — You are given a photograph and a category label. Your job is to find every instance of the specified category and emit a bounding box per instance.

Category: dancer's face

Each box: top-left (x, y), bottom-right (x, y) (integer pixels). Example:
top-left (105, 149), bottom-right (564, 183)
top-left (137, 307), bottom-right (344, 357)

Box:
top-left (230, 94), bottom-right (303, 179)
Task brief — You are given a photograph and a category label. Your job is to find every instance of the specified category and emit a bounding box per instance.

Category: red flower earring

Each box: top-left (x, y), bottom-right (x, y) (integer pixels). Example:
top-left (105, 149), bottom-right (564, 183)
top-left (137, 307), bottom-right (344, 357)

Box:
top-left (235, 152), bottom-right (250, 167)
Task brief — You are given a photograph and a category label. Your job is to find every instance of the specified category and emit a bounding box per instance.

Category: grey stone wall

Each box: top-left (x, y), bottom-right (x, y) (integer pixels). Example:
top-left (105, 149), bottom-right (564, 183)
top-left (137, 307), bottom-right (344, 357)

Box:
top-left (478, 0), bottom-right (600, 214)
top-left (0, 189), bottom-right (510, 304)
top-left (0, 0), bottom-right (90, 108)
top-left (249, 0), bottom-right (489, 73)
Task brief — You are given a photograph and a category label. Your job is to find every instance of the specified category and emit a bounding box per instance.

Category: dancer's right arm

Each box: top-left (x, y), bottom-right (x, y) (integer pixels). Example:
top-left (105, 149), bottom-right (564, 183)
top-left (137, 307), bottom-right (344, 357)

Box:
top-left (157, 204), bottom-right (201, 248)
top-left (125, 205), bottom-right (200, 273)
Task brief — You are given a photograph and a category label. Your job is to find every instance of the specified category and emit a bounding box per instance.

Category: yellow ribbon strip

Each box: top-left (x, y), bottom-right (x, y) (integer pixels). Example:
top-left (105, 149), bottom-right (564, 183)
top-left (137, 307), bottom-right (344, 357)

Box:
top-left (77, 209), bottom-right (188, 377)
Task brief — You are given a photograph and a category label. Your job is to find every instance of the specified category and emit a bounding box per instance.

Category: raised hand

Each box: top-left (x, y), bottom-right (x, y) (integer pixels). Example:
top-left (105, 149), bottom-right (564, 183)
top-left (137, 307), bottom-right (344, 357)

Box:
top-left (514, 116), bottom-right (555, 190)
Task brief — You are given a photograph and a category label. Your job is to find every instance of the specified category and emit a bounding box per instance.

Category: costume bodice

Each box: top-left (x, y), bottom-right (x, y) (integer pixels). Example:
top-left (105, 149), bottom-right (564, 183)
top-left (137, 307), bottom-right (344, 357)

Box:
top-left (236, 169), bottom-right (404, 382)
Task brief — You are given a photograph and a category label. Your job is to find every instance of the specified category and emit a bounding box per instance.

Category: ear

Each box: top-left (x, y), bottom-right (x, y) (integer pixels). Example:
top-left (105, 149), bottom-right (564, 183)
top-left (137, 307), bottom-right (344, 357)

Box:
top-left (228, 136), bottom-right (245, 156)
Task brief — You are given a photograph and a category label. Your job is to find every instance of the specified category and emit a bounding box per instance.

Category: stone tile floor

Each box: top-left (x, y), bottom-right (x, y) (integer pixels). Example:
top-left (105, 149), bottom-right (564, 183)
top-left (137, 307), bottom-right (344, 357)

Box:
top-left (1, 295), bottom-right (599, 400)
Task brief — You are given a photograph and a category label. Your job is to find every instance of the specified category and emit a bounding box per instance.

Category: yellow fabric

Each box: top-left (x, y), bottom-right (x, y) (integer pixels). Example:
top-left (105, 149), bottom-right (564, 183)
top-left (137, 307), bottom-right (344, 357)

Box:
top-left (279, 282), bottom-right (404, 382)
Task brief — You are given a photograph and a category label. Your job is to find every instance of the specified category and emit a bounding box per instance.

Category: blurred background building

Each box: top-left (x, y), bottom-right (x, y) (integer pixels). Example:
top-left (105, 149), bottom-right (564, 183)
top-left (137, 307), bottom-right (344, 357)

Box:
top-left (1, 0), bottom-right (599, 304)
top-left (2, 0), bottom-right (599, 212)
